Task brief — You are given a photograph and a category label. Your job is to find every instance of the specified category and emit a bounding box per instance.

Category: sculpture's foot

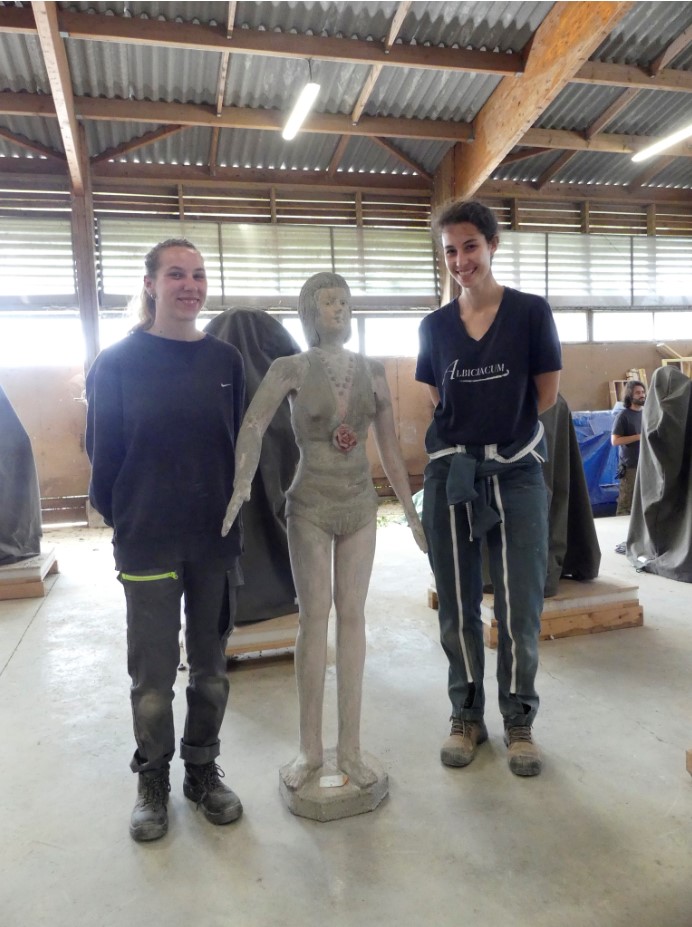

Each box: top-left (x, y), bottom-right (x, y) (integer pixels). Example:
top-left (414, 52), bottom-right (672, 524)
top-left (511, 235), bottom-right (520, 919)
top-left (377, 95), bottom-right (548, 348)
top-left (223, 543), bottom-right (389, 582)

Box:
top-left (337, 752), bottom-right (378, 789)
top-left (282, 754), bottom-right (322, 792)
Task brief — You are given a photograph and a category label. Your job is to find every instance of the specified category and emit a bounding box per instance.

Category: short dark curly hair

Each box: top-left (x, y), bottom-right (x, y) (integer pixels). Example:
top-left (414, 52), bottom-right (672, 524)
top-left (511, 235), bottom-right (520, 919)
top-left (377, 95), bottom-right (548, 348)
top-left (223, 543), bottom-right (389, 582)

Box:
top-left (431, 199), bottom-right (499, 244)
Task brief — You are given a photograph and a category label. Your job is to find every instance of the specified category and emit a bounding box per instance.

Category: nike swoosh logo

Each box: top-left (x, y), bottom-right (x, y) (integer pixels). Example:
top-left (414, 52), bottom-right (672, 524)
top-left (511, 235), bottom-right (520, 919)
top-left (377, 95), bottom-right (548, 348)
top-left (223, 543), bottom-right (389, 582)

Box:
top-left (220, 383), bottom-right (233, 387)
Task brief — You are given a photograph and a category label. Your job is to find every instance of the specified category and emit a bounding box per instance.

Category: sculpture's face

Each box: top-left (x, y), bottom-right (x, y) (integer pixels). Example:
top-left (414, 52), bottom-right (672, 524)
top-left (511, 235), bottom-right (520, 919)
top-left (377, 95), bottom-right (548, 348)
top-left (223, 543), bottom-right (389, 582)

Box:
top-left (314, 286), bottom-right (351, 343)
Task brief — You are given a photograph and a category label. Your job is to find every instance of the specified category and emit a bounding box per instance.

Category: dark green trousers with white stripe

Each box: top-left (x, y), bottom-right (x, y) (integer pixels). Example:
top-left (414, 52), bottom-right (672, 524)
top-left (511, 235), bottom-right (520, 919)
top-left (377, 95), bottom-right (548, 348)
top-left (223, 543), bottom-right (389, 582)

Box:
top-left (422, 452), bottom-right (548, 728)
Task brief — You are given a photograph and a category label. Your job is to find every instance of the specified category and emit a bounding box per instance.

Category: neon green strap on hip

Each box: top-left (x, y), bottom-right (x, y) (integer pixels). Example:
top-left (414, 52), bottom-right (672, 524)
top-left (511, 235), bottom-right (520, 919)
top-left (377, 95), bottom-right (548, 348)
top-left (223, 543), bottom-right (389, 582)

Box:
top-left (119, 571), bottom-right (179, 582)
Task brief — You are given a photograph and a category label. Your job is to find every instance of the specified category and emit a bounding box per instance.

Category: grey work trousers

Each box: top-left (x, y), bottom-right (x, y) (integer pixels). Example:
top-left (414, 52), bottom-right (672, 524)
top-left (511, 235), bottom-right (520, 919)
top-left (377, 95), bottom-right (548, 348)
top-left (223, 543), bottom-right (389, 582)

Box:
top-left (422, 453), bottom-right (549, 728)
top-left (119, 559), bottom-right (238, 774)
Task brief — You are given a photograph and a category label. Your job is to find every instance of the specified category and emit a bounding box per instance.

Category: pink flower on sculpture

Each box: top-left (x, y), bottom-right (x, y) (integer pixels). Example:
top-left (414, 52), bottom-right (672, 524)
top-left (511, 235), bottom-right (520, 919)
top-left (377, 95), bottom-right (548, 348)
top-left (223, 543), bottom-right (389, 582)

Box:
top-left (333, 423), bottom-right (358, 453)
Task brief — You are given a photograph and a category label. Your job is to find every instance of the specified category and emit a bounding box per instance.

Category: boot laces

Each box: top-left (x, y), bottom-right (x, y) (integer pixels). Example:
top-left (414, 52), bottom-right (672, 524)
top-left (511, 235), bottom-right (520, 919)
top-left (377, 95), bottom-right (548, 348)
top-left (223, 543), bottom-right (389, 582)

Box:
top-left (141, 772), bottom-right (170, 808)
top-left (450, 717), bottom-right (476, 738)
top-left (506, 725), bottom-right (533, 745)
top-left (196, 762), bottom-right (225, 799)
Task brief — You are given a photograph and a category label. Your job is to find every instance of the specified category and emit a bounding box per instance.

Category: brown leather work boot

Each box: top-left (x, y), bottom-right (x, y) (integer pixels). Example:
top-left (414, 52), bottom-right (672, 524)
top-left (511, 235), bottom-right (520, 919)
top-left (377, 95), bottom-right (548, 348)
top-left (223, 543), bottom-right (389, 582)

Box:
top-left (440, 717), bottom-right (488, 767)
top-left (504, 725), bottom-right (542, 777)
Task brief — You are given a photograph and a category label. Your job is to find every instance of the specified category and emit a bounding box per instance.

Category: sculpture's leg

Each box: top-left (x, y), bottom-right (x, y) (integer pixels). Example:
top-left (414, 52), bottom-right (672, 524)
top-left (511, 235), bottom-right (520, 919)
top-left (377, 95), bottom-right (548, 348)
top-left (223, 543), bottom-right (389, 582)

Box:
top-left (333, 517), bottom-right (378, 788)
top-left (284, 515), bottom-right (333, 790)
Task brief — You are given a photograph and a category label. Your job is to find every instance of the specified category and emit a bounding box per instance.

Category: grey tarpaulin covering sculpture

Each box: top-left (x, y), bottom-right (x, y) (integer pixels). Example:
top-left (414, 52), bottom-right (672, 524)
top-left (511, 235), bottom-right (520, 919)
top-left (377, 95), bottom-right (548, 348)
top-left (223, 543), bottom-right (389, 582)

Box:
top-left (627, 365), bottom-right (692, 582)
top-left (205, 308), bottom-right (301, 623)
top-left (0, 383), bottom-right (42, 564)
top-left (482, 393), bottom-right (601, 596)
top-left (540, 393), bottom-right (601, 596)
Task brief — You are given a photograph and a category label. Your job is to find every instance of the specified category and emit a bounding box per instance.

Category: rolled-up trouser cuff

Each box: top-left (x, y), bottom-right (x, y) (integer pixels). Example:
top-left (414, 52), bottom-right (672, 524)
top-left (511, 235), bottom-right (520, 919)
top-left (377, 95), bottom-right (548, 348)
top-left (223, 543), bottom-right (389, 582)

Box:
top-left (179, 738), bottom-right (221, 766)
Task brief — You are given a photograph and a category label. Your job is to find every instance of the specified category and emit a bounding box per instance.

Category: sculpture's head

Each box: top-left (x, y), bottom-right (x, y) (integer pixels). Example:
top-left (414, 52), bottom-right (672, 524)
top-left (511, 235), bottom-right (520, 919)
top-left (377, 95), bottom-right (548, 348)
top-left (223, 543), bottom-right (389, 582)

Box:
top-left (298, 272), bottom-right (352, 347)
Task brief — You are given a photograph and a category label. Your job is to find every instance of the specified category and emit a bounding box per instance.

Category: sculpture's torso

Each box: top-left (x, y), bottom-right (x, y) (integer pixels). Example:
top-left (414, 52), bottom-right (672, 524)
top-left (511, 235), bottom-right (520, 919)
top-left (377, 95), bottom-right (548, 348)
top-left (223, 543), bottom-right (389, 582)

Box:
top-left (286, 349), bottom-right (378, 536)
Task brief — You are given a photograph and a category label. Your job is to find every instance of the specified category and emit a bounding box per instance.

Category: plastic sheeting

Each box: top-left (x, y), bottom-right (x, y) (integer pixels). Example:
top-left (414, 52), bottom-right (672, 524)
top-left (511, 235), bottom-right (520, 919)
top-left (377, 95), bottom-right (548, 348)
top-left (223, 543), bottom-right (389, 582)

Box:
top-left (0, 383), bottom-right (42, 564)
top-left (205, 308), bottom-right (301, 624)
top-left (572, 410), bottom-right (619, 512)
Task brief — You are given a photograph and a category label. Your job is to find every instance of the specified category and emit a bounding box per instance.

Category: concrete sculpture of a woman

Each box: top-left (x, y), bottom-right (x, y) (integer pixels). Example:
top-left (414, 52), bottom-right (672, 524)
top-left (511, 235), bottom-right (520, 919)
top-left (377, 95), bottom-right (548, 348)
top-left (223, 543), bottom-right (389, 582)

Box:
top-left (222, 272), bottom-right (426, 820)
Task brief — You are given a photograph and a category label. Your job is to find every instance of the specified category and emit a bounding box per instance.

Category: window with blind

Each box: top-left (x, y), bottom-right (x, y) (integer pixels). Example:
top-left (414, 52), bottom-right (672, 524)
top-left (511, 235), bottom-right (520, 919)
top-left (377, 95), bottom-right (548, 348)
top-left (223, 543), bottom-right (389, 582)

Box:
top-left (0, 217), bottom-right (76, 307)
top-left (97, 219), bottom-right (439, 308)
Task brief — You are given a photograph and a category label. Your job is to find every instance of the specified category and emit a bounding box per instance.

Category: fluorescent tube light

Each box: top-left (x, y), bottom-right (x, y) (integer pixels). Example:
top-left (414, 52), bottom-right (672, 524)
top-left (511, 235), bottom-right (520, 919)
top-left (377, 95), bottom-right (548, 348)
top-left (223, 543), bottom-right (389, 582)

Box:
top-left (632, 120), bottom-right (692, 162)
top-left (282, 82), bottom-right (320, 141)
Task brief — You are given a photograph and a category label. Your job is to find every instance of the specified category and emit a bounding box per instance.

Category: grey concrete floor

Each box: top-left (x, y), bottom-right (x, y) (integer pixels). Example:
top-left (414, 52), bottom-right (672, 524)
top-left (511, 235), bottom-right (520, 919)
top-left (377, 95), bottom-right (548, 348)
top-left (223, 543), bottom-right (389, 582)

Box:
top-left (1, 515), bottom-right (691, 927)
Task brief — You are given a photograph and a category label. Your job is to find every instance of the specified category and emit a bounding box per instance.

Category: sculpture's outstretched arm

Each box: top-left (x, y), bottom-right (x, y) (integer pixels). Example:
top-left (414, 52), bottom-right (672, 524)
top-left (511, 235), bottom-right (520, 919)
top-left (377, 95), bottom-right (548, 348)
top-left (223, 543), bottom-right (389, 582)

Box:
top-left (222, 355), bottom-right (305, 536)
top-left (369, 360), bottom-right (427, 554)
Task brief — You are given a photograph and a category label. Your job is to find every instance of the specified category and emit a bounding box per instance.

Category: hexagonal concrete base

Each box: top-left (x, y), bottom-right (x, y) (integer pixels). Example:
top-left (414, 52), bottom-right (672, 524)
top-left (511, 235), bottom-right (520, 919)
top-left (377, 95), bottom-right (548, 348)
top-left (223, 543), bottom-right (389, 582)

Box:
top-left (279, 749), bottom-right (388, 822)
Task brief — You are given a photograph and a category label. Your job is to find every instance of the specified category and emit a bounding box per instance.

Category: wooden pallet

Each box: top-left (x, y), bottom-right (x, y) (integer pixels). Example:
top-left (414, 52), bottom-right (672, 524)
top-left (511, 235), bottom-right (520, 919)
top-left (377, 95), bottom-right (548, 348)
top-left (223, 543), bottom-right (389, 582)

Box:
top-left (0, 548), bottom-right (59, 600)
top-left (482, 576), bottom-right (642, 648)
top-left (225, 611), bottom-right (300, 657)
top-left (428, 575), bottom-right (643, 649)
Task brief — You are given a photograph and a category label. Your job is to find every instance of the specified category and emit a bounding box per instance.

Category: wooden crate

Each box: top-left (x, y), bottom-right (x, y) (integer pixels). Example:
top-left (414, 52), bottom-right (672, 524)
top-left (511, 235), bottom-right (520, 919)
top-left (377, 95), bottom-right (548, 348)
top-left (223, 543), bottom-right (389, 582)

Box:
top-left (0, 548), bottom-right (59, 600)
top-left (481, 576), bottom-right (643, 648)
top-left (661, 357), bottom-right (692, 379)
top-left (225, 611), bottom-right (300, 657)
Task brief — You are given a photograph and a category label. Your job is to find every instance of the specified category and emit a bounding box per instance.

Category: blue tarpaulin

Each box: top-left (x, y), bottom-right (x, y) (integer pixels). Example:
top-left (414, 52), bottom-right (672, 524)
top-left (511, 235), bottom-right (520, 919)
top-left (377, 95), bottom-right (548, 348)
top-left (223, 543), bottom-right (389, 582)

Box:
top-left (572, 410), bottom-right (619, 512)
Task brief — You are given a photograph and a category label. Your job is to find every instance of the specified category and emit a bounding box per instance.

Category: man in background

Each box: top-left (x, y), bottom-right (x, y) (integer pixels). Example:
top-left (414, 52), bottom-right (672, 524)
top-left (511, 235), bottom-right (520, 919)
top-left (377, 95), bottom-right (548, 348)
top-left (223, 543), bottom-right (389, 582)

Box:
top-left (611, 380), bottom-right (646, 516)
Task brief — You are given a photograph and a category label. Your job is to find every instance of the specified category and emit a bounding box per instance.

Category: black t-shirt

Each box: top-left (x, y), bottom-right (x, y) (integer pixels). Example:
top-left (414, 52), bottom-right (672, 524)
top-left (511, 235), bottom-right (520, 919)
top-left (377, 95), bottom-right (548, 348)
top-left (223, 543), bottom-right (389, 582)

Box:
top-left (416, 287), bottom-right (562, 447)
top-left (612, 406), bottom-right (642, 469)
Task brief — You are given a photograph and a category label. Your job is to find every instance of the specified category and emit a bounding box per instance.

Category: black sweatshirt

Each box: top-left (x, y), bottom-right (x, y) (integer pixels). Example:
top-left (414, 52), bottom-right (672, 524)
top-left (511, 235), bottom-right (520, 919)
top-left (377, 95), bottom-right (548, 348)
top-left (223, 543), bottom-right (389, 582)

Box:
top-left (86, 330), bottom-right (245, 571)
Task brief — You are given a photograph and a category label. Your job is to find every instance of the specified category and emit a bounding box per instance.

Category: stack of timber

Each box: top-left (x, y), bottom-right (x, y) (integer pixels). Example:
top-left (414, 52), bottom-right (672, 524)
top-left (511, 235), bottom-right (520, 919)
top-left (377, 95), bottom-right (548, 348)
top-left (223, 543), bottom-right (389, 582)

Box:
top-left (225, 611), bottom-right (300, 658)
top-left (0, 548), bottom-right (59, 600)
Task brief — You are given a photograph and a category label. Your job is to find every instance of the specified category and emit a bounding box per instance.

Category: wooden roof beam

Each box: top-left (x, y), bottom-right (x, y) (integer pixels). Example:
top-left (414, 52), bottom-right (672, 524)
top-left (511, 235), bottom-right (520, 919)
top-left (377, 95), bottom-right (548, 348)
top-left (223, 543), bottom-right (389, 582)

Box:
top-left (370, 137), bottom-right (433, 182)
top-left (225, 2), bottom-right (237, 40)
top-left (327, 136), bottom-right (350, 178)
top-left (479, 178), bottom-right (692, 205)
top-left (91, 125), bottom-right (184, 165)
top-left (574, 59), bottom-right (692, 93)
top-left (453, 1), bottom-right (634, 199)
top-left (535, 151), bottom-right (577, 190)
top-left (351, 1), bottom-right (411, 125)
top-left (584, 87), bottom-right (639, 139)
top-left (0, 6), bottom-right (522, 76)
top-left (649, 26), bottom-right (692, 76)
top-left (31, 1), bottom-right (84, 193)
top-left (0, 125), bottom-right (65, 161)
top-left (4, 90), bottom-right (692, 158)
top-left (499, 147), bottom-right (553, 165)
top-left (209, 126), bottom-right (220, 176)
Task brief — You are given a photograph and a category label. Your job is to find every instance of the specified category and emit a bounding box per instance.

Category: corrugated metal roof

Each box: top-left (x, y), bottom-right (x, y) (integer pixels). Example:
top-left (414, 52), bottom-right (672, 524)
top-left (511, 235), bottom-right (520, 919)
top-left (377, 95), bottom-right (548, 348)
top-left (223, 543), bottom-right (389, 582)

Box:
top-left (593, 1), bottom-right (692, 66)
top-left (606, 89), bottom-right (692, 137)
top-left (538, 84), bottom-right (627, 134)
top-left (0, 0), bottom-right (689, 193)
top-left (364, 67), bottom-right (499, 122)
top-left (492, 149), bottom-right (564, 184)
top-left (643, 159), bottom-right (692, 190)
top-left (0, 114), bottom-right (64, 157)
top-left (0, 31), bottom-right (50, 93)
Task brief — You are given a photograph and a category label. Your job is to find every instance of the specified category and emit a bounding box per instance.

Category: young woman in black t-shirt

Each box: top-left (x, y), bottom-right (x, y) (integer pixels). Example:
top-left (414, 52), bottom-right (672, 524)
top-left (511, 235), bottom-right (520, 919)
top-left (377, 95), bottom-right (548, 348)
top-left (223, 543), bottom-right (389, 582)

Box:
top-left (416, 200), bottom-right (562, 777)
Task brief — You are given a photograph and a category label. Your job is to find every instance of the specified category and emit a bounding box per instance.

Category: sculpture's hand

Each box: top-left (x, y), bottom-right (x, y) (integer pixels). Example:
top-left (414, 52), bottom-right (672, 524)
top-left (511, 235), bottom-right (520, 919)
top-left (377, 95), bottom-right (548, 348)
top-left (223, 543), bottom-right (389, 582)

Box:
top-left (221, 480), bottom-right (252, 537)
top-left (407, 510), bottom-right (428, 554)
